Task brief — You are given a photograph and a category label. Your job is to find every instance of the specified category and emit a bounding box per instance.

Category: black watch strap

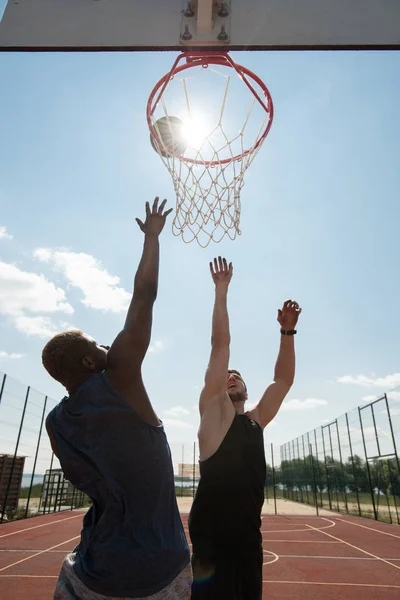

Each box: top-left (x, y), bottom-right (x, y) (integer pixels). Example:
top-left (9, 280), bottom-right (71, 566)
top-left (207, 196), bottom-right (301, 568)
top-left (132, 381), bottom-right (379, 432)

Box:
top-left (280, 329), bottom-right (297, 335)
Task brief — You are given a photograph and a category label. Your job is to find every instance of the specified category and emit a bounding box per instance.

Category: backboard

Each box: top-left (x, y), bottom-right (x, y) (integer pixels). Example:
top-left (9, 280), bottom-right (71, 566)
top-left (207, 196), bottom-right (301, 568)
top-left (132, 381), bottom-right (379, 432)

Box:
top-left (0, 0), bottom-right (399, 51)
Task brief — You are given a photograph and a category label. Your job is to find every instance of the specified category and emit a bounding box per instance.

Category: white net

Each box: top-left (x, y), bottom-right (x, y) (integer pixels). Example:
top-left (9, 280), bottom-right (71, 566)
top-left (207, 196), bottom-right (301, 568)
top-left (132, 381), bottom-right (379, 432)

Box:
top-left (148, 55), bottom-right (273, 248)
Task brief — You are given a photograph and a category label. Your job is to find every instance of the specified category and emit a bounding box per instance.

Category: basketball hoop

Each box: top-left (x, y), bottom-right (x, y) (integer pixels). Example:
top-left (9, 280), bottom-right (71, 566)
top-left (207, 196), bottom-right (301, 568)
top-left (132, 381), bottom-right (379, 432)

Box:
top-left (147, 51), bottom-right (273, 247)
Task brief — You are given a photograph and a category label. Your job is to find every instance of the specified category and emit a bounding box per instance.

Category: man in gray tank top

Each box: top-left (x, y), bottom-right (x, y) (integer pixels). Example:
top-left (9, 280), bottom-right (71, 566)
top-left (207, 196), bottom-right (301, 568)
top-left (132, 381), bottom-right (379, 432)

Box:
top-left (43, 198), bottom-right (191, 599)
top-left (189, 257), bottom-right (302, 599)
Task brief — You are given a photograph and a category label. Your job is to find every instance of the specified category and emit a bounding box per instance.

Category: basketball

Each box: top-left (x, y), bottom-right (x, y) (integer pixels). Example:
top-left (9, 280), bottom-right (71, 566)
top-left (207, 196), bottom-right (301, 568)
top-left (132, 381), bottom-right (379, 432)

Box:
top-left (150, 116), bottom-right (187, 158)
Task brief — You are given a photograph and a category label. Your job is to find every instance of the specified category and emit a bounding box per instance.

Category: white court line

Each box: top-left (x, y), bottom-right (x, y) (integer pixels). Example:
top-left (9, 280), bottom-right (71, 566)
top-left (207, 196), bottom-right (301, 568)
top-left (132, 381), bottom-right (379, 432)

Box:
top-left (0, 536), bottom-right (80, 573)
top-left (263, 540), bottom-right (341, 543)
top-left (262, 580), bottom-right (400, 589)
top-left (278, 554), bottom-right (400, 561)
top-left (306, 523), bottom-right (400, 572)
top-left (260, 519), bottom-right (336, 534)
top-left (0, 549), bottom-right (70, 553)
top-left (0, 514), bottom-right (82, 540)
top-left (0, 574), bottom-right (58, 578)
top-left (337, 518), bottom-right (400, 539)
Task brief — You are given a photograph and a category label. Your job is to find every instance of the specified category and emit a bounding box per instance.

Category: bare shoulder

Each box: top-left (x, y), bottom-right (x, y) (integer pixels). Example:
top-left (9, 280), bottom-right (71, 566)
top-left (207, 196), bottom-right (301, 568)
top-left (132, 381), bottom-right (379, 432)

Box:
top-left (198, 392), bottom-right (235, 461)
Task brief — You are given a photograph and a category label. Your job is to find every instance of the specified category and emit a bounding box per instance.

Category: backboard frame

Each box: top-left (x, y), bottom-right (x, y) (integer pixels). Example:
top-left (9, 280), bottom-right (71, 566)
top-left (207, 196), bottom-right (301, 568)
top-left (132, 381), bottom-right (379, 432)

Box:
top-left (0, 0), bottom-right (399, 52)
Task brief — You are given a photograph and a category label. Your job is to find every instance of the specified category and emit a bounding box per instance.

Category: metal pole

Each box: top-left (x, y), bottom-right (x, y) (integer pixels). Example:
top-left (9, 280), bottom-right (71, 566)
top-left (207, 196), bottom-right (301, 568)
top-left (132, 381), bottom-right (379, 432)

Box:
top-left (387, 458), bottom-right (400, 525)
top-left (181, 445), bottom-right (184, 498)
top-left (310, 443), bottom-right (319, 516)
top-left (192, 442), bottom-right (196, 498)
top-left (302, 434), bottom-right (310, 505)
top-left (384, 394), bottom-right (400, 476)
top-left (1, 385), bottom-right (30, 522)
top-left (0, 373), bottom-right (6, 406)
top-left (327, 424), bottom-right (339, 511)
top-left (296, 437), bottom-right (304, 503)
top-left (25, 396), bottom-right (48, 518)
top-left (292, 439), bottom-right (297, 501)
top-left (271, 444), bottom-right (277, 515)
top-left (358, 407), bottom-right (377, 520)
top-left (335, 419), bottom-right (349, 513)
top-left (321, 426), bottom-right (332, 510)
top-left (346, 412), bottom-right (361, 516)
top-left (314, 429), bottom-right (323, 507)
top-left (42, 454), bottom-right (55, 514)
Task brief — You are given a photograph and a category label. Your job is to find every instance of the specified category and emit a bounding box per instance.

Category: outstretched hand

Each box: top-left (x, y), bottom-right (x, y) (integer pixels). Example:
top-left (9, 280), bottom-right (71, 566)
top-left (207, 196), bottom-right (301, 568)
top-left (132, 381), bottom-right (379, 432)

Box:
top-left (277, 300), bottom-right (302, 330)
top-left (210, 256), bottom-right (233, 288)
top-left (136, 197), bottom-right (173, 236)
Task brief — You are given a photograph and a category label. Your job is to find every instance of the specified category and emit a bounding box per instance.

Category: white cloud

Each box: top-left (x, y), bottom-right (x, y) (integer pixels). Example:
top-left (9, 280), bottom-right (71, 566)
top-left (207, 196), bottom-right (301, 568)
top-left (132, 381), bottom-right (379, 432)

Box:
top-left (0, 351), bottom-right (24, 360)
top-left (13, 316), bottom-right (76, 339)
top-left (387, 391), bottom-right (400, 402)
top-left (162, 418), bottom-right (194, 430)
top-left (0, 260), bottom-right (74, 318)
top-left (164, 406), bottom-right (190, 417)
top-left (34, 248), bottom-right (131, 312)
top-left (148, 340), bottom-right (163, 354)
top-left (0, 226), bottom-right (13, 240)
top-left (281, 398), bottom-right (328, 412)
top-left (337, 373), bottom-right (400, 389)
top-left (362, 395), bottom-right (378, 403)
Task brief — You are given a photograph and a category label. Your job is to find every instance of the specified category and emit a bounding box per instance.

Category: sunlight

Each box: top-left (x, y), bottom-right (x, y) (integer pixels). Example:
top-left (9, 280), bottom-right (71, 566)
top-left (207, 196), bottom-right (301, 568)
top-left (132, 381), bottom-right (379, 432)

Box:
top-left (181, 116), bottom-right (208, 150)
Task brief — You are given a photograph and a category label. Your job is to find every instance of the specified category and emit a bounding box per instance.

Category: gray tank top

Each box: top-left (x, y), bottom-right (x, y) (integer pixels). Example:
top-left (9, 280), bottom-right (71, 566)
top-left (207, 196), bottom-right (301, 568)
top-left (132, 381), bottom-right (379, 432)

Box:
top-left (46, 371), bottom-right (189, 597)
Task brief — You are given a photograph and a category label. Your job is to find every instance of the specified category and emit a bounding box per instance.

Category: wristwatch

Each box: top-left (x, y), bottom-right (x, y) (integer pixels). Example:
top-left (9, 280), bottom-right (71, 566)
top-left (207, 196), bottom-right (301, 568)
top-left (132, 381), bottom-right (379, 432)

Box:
top-left (280, 329), bottom-right (297, 335)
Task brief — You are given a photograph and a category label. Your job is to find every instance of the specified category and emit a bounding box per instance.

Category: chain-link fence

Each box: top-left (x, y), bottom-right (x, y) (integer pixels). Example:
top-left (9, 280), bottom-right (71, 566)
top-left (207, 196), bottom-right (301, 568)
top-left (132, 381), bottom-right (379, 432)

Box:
top-left (280, 390), bottom-right (400, 523)
top-left (0, 371), bottom-right (87, 522)
top-left (1, 367), bottom-right (399, 524)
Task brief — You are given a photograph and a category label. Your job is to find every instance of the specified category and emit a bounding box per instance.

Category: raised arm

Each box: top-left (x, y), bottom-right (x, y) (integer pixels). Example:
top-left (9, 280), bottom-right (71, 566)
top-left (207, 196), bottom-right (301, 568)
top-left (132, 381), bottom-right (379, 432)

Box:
top-left (199, 257), bottom-right (233, 417)
top-left (106, 197), bottom-right (172, 423)
top-left (249, 300), bottom-right (302, 429)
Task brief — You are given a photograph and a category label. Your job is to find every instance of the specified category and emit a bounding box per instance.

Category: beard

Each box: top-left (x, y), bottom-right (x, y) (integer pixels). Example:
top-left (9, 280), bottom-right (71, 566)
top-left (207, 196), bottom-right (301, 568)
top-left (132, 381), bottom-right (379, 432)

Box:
top-left (228, 390), bottom-right (247, 403)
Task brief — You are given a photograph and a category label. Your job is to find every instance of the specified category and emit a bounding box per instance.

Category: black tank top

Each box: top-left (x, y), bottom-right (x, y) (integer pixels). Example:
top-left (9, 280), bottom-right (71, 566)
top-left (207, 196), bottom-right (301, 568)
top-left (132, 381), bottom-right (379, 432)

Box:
top-left (189, 413), bottom-right (266, 557)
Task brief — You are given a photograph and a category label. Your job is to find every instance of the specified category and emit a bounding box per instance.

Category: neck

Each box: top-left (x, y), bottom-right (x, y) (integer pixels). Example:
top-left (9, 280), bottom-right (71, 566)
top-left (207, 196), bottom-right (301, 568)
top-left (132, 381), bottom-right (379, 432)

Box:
top-left (67, 372), bottom-right (93, 395)
top-left (232, 401), bottom-right (246, 414)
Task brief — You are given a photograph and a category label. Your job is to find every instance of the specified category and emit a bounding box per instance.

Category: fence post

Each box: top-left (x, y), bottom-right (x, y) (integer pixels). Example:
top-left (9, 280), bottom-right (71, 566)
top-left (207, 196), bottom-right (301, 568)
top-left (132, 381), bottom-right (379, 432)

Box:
top-left (0, 385), bottom-right (30, 522)
top-left (321, 426), bottom-right (332, 511)
top-left (335, 419), bottom-right (349, 514)
top-left (271, 444), bottom-right (277, 515)
top-left (309, 443), bottom-right (319, 516)
top-left (296, 437), bottom-right (304, 503)
top-left (0, 373), bottom-right (6, 406)
top-left (192, 442), bottom-right (196, 498)
top-left (358, 407), bottom-right (377, 520)
top-left (25, 395), bottom-right (48, 518)
top-left (384, 394), bottom-right (400, 477)
top-left (302, 435), bottom-right (310, 505)
top-left (345, 412), bottom-right (361, 516)
top-left (313, 429), bottom-right (323, 508)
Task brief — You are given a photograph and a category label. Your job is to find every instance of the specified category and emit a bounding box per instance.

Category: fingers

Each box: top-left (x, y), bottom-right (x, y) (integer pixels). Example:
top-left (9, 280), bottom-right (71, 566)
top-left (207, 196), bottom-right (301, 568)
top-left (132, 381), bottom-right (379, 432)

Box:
top-left (282, 300), bottom-right (302, 312)
top-left (158, 198), bottom-right (167, 214)
top-left (164, 207), bottom-right (173, 218)
top-left (135, 218), bottom-right (144, 231)
top-left (152, 197), bottom-right (159, 214)
top-left (211, 256), bottom-right (231, 273)
top-left (145, 201), bottom-right (151, 217)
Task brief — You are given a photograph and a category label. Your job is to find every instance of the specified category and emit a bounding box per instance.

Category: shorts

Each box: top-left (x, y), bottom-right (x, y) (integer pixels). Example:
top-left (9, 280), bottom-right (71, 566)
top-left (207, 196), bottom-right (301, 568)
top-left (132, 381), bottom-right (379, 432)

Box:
top-left (191, 551), bottom-right (263, 600)
top-left (54, 551), bottom-right (192, 599)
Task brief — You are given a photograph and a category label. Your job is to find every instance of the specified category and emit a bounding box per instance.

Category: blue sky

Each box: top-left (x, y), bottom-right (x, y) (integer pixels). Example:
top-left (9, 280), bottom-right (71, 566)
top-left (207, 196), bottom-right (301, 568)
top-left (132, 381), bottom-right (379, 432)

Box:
top-left (1, 16), bottom-right (400, 471)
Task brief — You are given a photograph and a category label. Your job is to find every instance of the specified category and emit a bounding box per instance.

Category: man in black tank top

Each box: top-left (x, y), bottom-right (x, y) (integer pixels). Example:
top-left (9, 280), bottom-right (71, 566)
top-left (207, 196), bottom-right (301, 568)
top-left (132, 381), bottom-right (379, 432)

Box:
top-left (189, 257), bottom-right (302, 600)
